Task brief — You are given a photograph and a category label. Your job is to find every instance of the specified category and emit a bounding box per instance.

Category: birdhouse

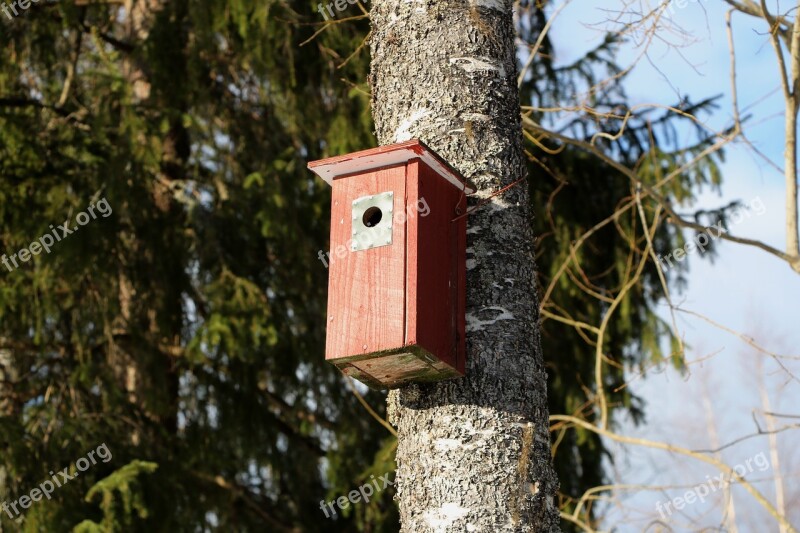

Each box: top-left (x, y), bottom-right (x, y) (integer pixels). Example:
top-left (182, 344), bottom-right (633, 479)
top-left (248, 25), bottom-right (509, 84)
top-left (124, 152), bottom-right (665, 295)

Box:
top-left (308, 139), bottom-right (475, 389)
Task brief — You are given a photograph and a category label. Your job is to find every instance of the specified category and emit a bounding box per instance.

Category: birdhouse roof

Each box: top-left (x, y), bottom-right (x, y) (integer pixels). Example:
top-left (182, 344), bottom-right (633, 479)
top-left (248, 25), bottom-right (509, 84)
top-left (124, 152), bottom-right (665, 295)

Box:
top-left (307, 139), bottom-right (476, 194)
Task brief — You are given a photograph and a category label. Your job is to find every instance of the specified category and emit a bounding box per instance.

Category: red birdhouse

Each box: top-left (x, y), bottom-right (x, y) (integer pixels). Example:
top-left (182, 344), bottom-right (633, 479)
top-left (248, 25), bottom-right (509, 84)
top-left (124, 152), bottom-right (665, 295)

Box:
top-left (308, 139), bottom-right (475, 389)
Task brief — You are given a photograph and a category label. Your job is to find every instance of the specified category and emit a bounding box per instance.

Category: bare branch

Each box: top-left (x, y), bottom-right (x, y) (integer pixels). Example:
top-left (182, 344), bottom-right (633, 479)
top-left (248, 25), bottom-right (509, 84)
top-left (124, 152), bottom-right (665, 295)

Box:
top-left (550, 415), bottom-right (798, 532)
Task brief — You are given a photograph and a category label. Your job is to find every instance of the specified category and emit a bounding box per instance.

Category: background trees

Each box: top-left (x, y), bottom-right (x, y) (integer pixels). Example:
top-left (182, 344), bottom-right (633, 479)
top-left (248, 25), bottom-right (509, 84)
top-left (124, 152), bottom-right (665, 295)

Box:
top-left (0, 0), bottom-right (795, 531)
top-left (1, 2), bottom-right (388, 530)
top-left (527, 0), bottom-right (800, 530)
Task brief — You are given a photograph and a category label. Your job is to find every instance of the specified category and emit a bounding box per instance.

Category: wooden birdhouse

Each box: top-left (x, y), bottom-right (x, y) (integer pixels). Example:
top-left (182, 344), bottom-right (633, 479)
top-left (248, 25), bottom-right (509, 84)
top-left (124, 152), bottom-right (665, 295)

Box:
top-left (308, 139), bottom-right (475, 389)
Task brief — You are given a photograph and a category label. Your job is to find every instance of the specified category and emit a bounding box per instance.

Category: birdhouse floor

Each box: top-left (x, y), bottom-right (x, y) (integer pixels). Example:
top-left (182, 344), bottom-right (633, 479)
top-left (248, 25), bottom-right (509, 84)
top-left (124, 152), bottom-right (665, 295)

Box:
top-left (334, 345), bottom-right (462, 389)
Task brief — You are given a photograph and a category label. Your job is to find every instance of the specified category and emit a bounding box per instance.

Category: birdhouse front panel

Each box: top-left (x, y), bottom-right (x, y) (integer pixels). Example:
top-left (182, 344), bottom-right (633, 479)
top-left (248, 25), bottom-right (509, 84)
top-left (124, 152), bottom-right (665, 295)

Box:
top-left (308, 140), bottom-right (474, 389)
top-left (326, 165), bottom-right (408, 361)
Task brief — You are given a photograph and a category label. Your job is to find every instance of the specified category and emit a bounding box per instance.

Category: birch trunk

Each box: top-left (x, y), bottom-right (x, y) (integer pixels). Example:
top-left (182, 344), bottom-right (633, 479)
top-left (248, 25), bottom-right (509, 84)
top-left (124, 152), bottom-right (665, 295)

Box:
top-left (0, 345), bottom-right (13, 525)
top-left (369, 1), bottom-right (560, 531)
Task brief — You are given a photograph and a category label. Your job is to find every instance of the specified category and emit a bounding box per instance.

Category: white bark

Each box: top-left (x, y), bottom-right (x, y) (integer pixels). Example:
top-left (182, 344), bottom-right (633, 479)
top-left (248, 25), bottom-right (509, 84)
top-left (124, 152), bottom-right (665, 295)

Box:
top-left (370, 1), bottom-right (560, 531)
top-left (758, 359), bottom-right (787, 533)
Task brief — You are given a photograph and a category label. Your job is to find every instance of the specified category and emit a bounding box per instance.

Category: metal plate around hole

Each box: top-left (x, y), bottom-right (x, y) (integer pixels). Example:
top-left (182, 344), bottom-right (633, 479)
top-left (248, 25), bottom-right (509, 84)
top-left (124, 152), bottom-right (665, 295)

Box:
top-left (351, 191), bottom-right (394, 252)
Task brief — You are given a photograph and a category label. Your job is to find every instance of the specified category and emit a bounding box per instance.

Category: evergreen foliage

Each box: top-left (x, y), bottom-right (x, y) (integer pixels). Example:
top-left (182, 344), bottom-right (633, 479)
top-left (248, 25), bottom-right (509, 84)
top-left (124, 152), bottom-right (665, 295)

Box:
top-left (0, 0), bottom-right (721, 530)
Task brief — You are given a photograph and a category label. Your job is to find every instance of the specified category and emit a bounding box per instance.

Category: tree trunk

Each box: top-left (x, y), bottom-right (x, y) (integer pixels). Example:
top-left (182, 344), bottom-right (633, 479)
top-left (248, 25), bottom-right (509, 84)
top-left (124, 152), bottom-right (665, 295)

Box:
top-left (107, 0), bottom-right (182, 443)
top-left (370, 1), bottom-right (560, 531)
top-left (0, 345), bottom-right (13, 524)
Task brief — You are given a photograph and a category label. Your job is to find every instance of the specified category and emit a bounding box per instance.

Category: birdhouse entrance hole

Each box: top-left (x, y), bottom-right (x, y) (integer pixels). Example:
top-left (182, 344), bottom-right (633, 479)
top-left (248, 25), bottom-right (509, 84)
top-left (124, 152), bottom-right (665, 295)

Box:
top-left (363, 207), bottom-right (382, 227)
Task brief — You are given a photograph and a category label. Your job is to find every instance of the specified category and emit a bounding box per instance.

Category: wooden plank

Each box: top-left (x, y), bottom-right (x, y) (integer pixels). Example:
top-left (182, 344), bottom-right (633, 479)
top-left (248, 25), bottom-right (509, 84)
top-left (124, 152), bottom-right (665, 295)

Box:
top-left (404, 159), bottom-right (420, 350)
top-left (455, 196), bottom-right (467, 375)
top-left (307, 139), bottom-right (476, 193)
top-left (406, 160), bottom-right (464, 374)
top-left (325, 165), bottom-right (407, 361)
top-left (333, 346), bottom-right (463, 389)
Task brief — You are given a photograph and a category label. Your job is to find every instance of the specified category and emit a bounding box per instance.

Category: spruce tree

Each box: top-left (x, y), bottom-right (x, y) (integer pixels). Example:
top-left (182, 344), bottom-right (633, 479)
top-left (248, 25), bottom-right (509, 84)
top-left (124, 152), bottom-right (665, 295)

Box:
top-left (0, 0), bottom-right (721, 530)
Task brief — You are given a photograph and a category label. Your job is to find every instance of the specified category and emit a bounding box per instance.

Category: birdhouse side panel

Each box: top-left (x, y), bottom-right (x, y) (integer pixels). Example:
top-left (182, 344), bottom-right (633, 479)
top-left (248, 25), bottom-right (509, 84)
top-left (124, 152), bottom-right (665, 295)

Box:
top-left (406, 160), bottom-right (467, 375)
top-left (455, 207), bottom-right (466, 375)
top-left (325, 165), bottom-right (408, 361)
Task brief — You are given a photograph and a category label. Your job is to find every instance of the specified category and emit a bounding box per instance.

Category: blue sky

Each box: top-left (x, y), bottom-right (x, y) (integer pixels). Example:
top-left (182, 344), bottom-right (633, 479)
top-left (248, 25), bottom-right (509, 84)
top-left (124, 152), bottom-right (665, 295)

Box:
top-left (547, 1), bottom-right (800, 529)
